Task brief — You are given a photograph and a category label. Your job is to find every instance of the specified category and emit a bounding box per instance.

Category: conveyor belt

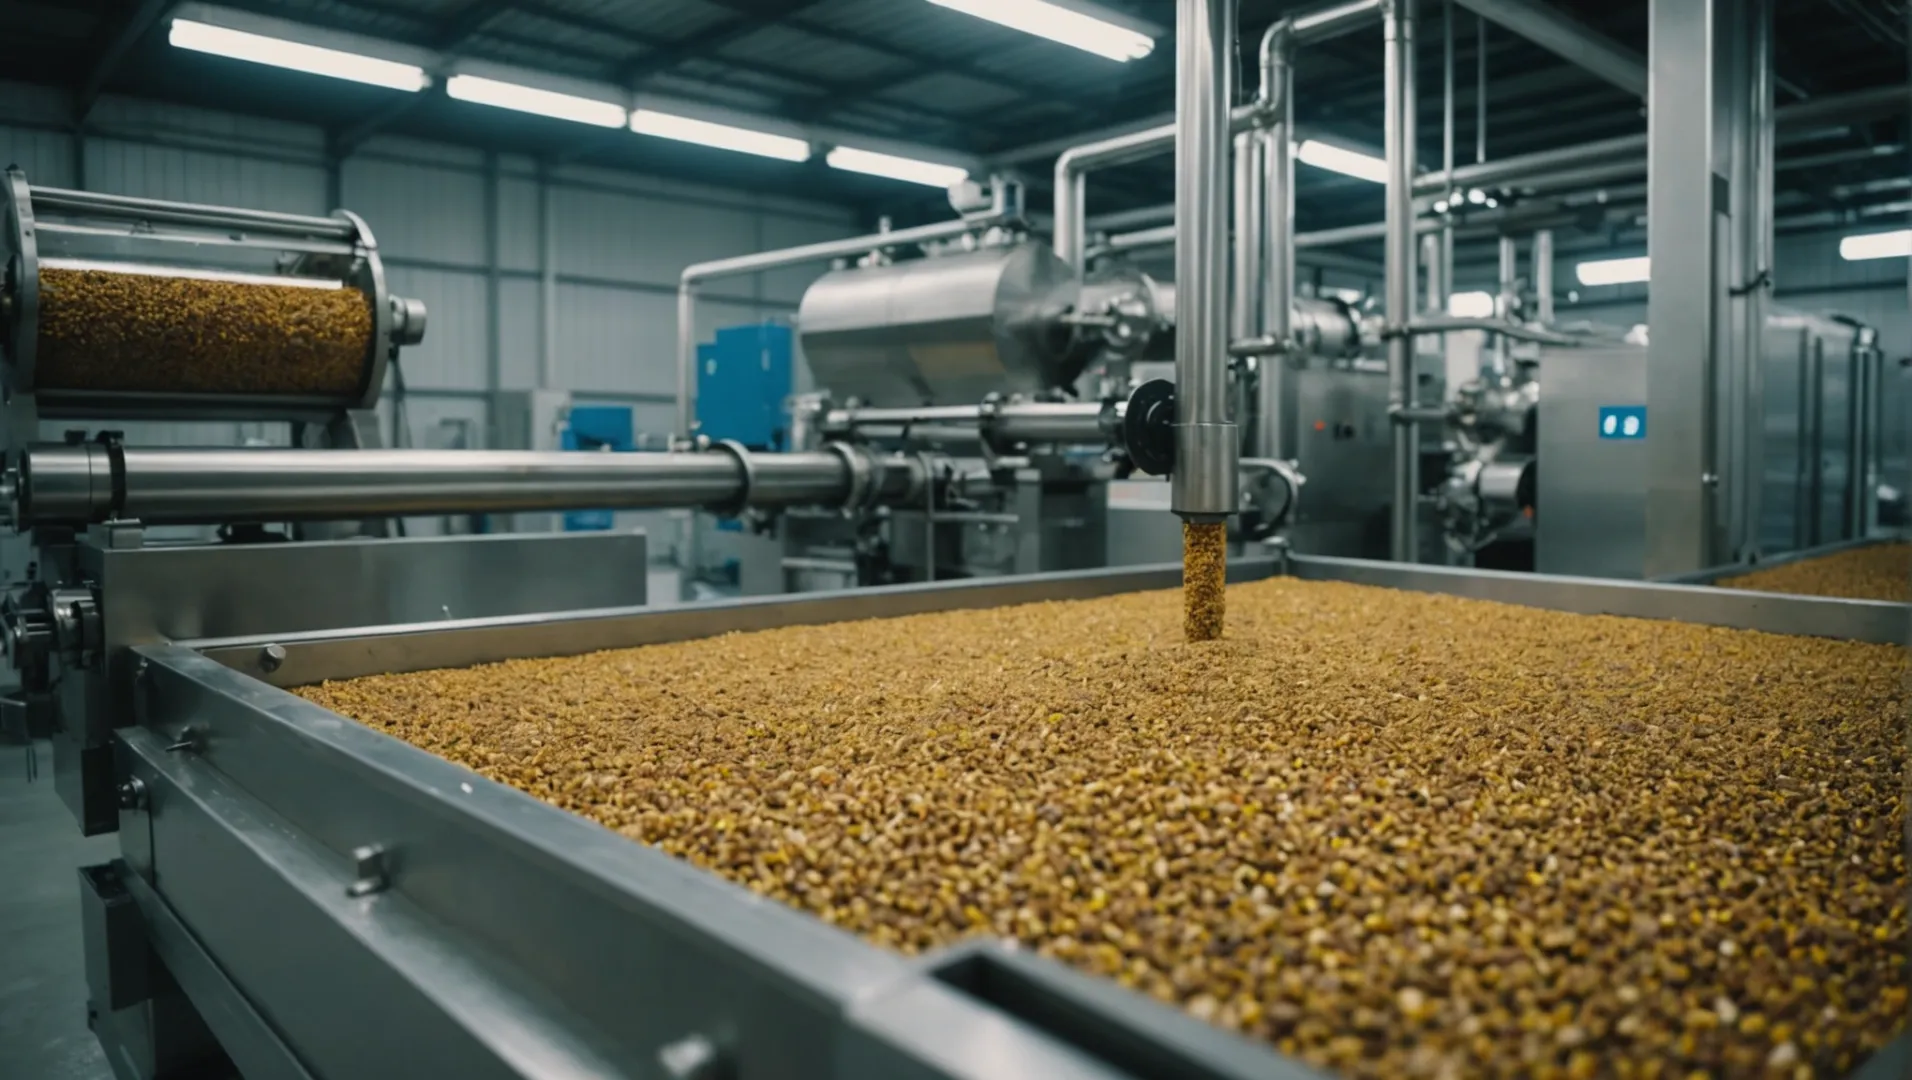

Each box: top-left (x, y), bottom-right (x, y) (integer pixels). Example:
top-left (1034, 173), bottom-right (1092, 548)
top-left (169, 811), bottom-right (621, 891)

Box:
top-left (299, 575), bottom-right (1909, 1080)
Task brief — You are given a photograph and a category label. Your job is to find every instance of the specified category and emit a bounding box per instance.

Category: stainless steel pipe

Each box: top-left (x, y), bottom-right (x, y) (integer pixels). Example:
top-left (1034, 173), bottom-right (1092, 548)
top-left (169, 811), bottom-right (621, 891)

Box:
top-left (677, 185), bottom-right (1017, 436)
top-left (1534, 228), bottom-right (1555, 324)
top-left (1172, 0), bottom-right (1239, 520)
top-left (1405, 315), bottom-right (1609, 346)
top-left (1253, 0), bottom-right (1383, 465)
top-left (11, 446), bottom-right (923, 526)
top-left (1231, 130), bottom-right (1265, 344)
top-left (1411, 83), bottom-right (1908, 197)
top-left (820, 401), bottom-right (1118, 449)
top-left (1385, 0), bottom-right (1419, 562)
top-left (26, 184), bottom-right (359, 239)
top-left (1052, 104), bottom-right (1266, 270)
top-left (1493, 233), bottom-right (1519, 378)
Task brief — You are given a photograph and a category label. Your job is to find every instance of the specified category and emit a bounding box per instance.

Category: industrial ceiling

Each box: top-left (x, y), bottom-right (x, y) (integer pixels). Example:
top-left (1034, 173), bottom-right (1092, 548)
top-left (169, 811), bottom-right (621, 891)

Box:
top-left (2, 0), bottom-right (1906, 238)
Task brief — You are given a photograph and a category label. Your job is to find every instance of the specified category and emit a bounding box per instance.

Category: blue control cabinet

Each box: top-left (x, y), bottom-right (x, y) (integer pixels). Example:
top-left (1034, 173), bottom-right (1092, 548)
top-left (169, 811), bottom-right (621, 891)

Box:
top-left (696, 322), bottom-right (794, 451)
top-left (561, 405), bottom-right (635, 531)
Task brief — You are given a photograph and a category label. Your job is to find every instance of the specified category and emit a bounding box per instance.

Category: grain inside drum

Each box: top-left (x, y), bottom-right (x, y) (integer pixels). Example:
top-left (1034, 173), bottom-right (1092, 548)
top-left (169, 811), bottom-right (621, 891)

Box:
top-left (35, 267), bottom-right (373, 397)
top-left (300, 578), bottom-right (1909, 1079)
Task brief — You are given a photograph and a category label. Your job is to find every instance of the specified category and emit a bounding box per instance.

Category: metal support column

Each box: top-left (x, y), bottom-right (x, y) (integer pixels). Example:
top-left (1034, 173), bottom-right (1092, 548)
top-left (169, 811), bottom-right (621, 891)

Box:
top-left (1385, 0), bottom-right (1419, 561)
top-left (539, 162), bottom-right (559, 393)
top-left (1492, 234), bottom-right (1517, 379)
top-left (1475, 15), bottom-right (1487, 164)
top-left (482, 152), bottom-right (504, 454)
top-left (1645, 0), bottom-right (1733, 576)
top-left (1422, 233), bottom-right (1446, 313)
top-left (1233, 130), bottom-right (1265, 456)
top-left (1724, 0), bottom-right (1773, 561)
top-left (1441, 0), bottom-right (1457, 316)
top-left (1533, 228), bottom-right (1554, 324)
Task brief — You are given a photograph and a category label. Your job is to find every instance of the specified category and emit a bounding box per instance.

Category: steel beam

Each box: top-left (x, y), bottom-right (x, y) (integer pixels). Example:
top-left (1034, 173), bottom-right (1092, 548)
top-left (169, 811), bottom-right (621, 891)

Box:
top-left (330, 0), bottom-right (516, 155)
top-left (1723, 0), bottom-right (1774, 562)
top-left (75, 0), bottom-right (172, 124)
top-left (1451, 0), bottom-right (1646, 97)
top-left (1644, 0), bottom-right (1732, 576)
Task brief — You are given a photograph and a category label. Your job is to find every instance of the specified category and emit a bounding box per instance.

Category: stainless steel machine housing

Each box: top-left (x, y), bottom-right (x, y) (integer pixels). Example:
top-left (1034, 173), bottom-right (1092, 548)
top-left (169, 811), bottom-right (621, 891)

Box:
top-left (1, 167), bottom-right (426, 428)
top-left (797, 242), bottom-right (1083, 409)
top-left (49, 533), bottom-right (1910, 1080)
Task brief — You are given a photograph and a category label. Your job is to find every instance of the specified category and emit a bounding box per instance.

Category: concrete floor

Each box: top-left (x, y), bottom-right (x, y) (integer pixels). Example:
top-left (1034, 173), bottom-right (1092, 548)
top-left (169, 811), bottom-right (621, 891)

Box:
top-left (0, 740), bottom-right (116, 1080)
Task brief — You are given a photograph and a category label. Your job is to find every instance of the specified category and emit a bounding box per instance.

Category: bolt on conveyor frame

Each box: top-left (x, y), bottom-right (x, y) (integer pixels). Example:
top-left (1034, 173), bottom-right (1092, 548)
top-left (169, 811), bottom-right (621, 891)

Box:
top-left (55, 541), bottom-right (1908, 1080)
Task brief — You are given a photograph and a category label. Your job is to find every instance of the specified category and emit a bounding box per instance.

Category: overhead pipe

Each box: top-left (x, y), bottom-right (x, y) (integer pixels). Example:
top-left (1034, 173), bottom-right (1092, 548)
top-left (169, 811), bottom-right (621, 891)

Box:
top-left (1253, 0), bottom-right (1384, 464)
top-left (1415, 82), bottom-right (1908, 197)
top-left (676, 182), bottom-right (1018, 437)
top-left (1170, 0), bottom-right (1239, 522)
top-left (1052, 104), bottom-right (1265, 270)
top-left (1073, 82), bottom-right (1906, 261)
top-left (1103, 196), bottom-right (1638, 256)
top-left (995, 0), bottom-right (1665, 170)
top-left (1051, 0), bottom-right (1380, 274)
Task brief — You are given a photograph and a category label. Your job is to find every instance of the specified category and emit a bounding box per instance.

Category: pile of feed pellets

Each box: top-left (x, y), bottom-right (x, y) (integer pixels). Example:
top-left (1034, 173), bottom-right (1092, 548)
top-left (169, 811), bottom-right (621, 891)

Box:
top-left (1718, 543), bottom-right (1909, 603)
top-left (36, 266), bottom-right (372, 397)
top-left (300, 576), bottom-right (1908, 1079)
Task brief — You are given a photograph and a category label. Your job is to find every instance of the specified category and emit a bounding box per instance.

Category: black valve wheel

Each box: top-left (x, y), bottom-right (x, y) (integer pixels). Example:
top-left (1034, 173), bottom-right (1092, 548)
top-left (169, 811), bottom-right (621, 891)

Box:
top-left (1122, 379), bottom-right (1177, 477)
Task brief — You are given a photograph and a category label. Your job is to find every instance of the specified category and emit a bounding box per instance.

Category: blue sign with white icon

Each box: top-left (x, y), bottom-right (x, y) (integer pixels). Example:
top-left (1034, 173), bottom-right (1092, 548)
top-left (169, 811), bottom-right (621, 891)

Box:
top-left (1598, 405), bottom-right (1647, 440)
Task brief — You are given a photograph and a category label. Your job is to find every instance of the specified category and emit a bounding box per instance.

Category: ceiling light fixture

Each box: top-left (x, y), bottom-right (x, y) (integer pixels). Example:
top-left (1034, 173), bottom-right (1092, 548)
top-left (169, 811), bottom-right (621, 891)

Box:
top-left (1447, 291), bottom-right (1496, 318)
top-left (1575, 256), bottom-right (1650, 286)
top-left (1838, 228), bottom-right (1912, 261)
top-left (925, 0), bottom-right (1155, 62)
top-left (1295, 139), bottom-right (1388, 184)
top-left (630, 110), bottom-right (810, 161)
top-left (168, 18), bottom-right (429, 91)
top-left (825, 146), bottom-right (969, 188)
top-left (445, 74), bottom-right (625, 127)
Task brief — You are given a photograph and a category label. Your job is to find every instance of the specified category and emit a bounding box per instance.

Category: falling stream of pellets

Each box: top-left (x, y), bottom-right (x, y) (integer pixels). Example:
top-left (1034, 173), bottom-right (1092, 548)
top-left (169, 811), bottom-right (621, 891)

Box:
top-left (1182, 520), bottom-right (1226, 642)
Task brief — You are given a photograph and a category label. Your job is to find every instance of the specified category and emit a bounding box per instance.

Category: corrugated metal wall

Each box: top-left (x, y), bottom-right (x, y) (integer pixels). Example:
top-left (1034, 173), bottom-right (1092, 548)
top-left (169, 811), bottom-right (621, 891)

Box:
top-left (0, 80), bottom-right (858, 455)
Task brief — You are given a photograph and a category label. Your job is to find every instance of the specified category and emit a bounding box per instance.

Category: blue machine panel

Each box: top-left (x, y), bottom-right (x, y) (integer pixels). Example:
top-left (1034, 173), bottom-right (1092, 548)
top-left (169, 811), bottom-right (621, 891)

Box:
top-left (697, 322), bottom-right (794, 451)
top-left (561, 405), bottom-right (636, 531)
top-left (1597, 405), bottom-right (1647, 440)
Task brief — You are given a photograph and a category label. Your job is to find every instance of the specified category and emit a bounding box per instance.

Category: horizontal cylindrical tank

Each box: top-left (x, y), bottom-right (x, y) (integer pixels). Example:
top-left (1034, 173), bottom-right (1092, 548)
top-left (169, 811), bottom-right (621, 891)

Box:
top-left (797, 243), bottom-right (1081, 408)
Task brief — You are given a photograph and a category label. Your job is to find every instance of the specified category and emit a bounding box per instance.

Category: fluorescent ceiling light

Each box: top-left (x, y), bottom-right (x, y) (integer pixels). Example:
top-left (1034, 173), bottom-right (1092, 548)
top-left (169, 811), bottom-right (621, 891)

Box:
top-left (446, 74), bottom-right (625, 127)
top-left (1575, 256), bottom-right (1650, 286)
top-left (1839, 229), bottom-right (1912, 261)
top-left (1447, 291), bottom-right (1496, 318)
top-left (826, 147), bottom-right (969, 188)
top-left (169, 18), bottom-right (428, 91)
top-left (630, 110), bottom-right (810, 161)
top-left (926, 0), bottom-right (1154, 61)
top-left (1296, 139), bottom-right (1387, 184)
